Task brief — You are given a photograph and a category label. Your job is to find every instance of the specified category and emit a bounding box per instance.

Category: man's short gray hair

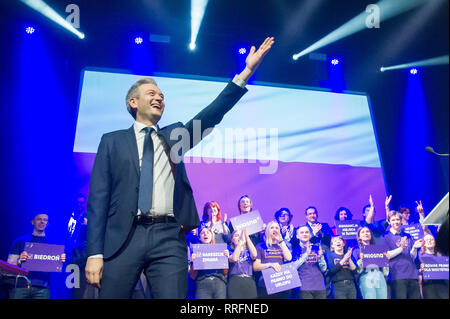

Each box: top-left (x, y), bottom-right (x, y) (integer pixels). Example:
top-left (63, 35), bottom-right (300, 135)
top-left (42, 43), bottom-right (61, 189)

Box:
top-left (125, 77), bottom-right (158, 119)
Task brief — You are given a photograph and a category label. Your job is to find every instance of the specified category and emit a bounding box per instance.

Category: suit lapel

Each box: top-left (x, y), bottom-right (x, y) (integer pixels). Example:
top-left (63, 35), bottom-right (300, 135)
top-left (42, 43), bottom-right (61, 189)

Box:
top-left (126, 126), bottom-right (140, 176)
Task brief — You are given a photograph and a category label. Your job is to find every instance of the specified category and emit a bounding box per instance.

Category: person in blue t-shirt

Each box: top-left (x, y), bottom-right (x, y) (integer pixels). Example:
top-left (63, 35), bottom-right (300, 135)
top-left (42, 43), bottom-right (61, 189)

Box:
top-left (325, 236), bottom-right (357, 299)
top-left (383, 211), bottom-right (424, 299)
top-left (7, 213), bottom-right (66, 299)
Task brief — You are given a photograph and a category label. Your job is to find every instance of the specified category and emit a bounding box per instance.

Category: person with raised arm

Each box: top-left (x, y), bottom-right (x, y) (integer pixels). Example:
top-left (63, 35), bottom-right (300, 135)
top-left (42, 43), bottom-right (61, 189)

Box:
top-left (84, 37), bottom-right (275, 298)
top-left (362, 194), bottom-right (389, 243)
top-left (227, 228), bottom-right (258, 299)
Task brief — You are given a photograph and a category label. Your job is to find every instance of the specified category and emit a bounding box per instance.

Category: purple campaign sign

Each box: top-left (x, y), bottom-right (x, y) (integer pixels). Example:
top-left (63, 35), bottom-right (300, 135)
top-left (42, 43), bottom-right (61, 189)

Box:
top-left (401, 224), bottom-right (424, 241)
top-left (192, 244), bottom-right (228, 270)
top-left (230, 210), bottom-right (264, 236)
top-left (422, 256), bottom-right (449, 280)
top-left (361, 244), bottom-right (389, 268)
top-left (23, 242), bottom-right (65, 272)
top-left (262, 263), bottom-right (301, 295)
top-left (335, 220), bottom-right (360, 240)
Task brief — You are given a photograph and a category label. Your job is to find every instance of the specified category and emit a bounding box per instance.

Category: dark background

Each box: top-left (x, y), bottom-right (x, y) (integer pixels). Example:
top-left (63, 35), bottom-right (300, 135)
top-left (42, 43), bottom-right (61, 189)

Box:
top-left (0, 0), bottom-right (448, 275)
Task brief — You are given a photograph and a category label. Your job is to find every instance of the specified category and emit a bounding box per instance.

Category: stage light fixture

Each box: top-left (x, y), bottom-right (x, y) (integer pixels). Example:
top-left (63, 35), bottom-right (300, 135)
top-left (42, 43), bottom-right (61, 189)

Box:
top-left (238, 48), bottom-right (247, 55)
top-left (331, 59), bottom-right (339, 66)
top-left (25, 26), bottom-right (35, 34)
top-left (190, 0), bottom-right (209, 52)
top-left (410, 68), bottom-right (418, 75)
top-left (20, 0), bottom-right (85, 39)
top-left (380, 55), bottom-right (449, 72)
top-left (292, 0), bottom-right (427, 61)
top-left (135, 37), bottom-right (143, 45)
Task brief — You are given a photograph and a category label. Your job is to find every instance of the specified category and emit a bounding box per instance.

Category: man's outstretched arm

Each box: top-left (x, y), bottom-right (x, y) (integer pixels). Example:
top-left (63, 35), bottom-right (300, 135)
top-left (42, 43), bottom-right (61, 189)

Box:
top-left (237, 36), bottom-right (275, 83)
top-left (183, 37), bottom-right (275, 151)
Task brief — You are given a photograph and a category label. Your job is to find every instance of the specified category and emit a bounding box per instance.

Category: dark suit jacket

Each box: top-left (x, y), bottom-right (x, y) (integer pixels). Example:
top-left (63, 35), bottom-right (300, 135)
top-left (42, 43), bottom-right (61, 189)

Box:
top-left (86, 81), bottom-right (248, 259)
top-left (305, 222), bottom-right (333, 250)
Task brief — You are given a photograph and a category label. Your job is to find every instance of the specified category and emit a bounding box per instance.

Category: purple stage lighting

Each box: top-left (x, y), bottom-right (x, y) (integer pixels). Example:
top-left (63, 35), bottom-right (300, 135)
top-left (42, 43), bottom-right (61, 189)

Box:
top-left (134, 37), bottom-right (143, 45)
top-left (410, 68), bottom-right (418, 75)
top-left (331, 58), bottom-right (339, 65)
top-left (25, 26), bottom-right (35, 34)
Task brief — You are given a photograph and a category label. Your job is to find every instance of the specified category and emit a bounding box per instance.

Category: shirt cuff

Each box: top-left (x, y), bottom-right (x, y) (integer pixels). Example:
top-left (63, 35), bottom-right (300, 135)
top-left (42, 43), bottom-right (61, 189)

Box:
top-left (88, 254), bottom-right (103, 259)
top-left (232, 75), bottom-right (247, 88)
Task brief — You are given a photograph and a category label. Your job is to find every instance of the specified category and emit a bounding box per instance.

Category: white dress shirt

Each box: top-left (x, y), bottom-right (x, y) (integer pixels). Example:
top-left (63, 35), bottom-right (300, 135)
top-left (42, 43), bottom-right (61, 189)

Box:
top-left (88, 75), bottom-right (247, 259)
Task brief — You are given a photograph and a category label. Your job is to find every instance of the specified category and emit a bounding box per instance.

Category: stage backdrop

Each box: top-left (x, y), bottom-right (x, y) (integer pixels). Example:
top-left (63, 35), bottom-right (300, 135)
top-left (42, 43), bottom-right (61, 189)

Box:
top-left (73, 69), bottom-right (387, 228)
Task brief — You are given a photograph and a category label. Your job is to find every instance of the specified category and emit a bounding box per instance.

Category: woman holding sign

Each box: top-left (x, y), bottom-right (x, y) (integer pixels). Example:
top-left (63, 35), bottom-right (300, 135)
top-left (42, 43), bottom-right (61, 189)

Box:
top-left (253, 221), bottom-right (292, 298)
top-left (419, 234), bottom-right (449, 299)
top-left (189, 227), bottom-right (229, 299)
top-left (354, 226), bottom-right (389, 299)
top-left (227, 228), bottom-right (258, 298)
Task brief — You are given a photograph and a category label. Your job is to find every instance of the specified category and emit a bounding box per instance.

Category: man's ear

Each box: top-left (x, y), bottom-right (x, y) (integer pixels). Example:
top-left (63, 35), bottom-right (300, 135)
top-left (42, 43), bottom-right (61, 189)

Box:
top-left (129, 97), bottom-right (138, 110)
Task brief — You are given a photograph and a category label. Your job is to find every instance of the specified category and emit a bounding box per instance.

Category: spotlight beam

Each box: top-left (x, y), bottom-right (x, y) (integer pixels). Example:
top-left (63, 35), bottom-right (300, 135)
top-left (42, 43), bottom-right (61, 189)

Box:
top-left (190, 0), bottom-right (209, 50)
top-left (380, 55), bottom-right (449, 72)
top-left (293, 0), bottom-right (427, 60)
top-left (20, 0), bottom-right (85, 39)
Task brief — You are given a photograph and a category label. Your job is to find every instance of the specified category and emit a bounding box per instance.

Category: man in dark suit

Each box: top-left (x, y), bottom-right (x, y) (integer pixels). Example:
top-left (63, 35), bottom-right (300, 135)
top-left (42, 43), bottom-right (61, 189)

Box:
top-left (85, 37), bottom-right (275, 298)
top-left (303, 206), bottom-right (334, 252)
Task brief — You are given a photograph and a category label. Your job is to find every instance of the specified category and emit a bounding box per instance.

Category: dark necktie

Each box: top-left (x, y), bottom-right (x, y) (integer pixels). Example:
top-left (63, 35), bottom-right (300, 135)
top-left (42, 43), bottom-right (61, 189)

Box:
top-left (138, 127), bottom-right (155, 215)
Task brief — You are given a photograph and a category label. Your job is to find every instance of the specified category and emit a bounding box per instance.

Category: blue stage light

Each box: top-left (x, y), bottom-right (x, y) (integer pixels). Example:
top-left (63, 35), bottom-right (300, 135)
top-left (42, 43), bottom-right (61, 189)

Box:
top-left (189, 42), bottom-right (196, 51)
top-left (20, 0), bottom-right (85, 39)
top-left (238, 48), bottom-right (247, 55)
top-left (135, 37), bottom-right (143, 45)
top-left (25, 26), bottom-right (35, 34)
top-left (410, 68), bottom-right (418, 75)
top-left (331, 58), bottom-right (339, 65)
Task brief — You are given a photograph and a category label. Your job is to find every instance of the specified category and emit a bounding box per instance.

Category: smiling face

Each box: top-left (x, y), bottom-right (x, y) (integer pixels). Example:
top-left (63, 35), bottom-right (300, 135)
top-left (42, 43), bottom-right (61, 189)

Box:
top-left (297, 226), bottom-right (312, 243)
top-left (401, 208), bottom-right (411, 222)
top-left (305, 208), bottom-right (318, 223)
top-left (331, 237), bottom-right (345, 253)
top-left (358, 227), bottom-right (372, 244)
top-left (239, 197), bottom-right (252, 214)
top-left (389, 213), bottom-right (403, 232)
top-left (129, 83), bottom-right (165, 126)
top-left (278, 210), bottom-right (291, 224)
top-left (339, 210), bottom-right (348, 221)
top-left (32, 214), bottom-right (48, 233)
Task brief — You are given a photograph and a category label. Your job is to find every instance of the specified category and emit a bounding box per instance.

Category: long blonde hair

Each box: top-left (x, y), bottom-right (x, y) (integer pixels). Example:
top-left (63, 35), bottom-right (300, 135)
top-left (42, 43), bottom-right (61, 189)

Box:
top-left (264, 220), bottom-right (280, 247)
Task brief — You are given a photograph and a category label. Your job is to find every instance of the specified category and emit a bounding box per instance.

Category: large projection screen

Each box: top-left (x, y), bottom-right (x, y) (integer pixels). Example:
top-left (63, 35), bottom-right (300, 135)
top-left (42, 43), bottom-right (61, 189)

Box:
top-left (73, 68), bottom-right (387, 227)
